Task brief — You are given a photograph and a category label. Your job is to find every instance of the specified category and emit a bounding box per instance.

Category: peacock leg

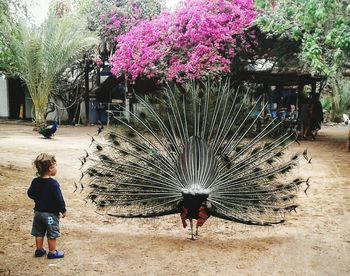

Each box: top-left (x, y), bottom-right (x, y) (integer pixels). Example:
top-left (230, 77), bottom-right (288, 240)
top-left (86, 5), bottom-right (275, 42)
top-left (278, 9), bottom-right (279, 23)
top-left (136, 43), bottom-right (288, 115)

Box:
top-left (189, 219), bottom-right (196, 240)
top-left (195, 224), bottom-right (199, 236)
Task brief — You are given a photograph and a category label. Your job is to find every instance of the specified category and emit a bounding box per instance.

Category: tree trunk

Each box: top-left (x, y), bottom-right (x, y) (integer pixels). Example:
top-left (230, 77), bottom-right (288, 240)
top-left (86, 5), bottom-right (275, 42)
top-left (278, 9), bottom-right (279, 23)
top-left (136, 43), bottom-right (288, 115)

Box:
top-left (30, 87), bottom-right (50, 127)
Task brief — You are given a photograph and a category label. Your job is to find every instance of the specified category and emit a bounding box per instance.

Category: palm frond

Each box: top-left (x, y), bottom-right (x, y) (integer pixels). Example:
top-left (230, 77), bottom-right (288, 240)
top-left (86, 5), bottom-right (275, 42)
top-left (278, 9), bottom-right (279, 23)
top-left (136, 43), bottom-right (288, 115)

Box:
top-left (4, 14), bottom-right (98, 124)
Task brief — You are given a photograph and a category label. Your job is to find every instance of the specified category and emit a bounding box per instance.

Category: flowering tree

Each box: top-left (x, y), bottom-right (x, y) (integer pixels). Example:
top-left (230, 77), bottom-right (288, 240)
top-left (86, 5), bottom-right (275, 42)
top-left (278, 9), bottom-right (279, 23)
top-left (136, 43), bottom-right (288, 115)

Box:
top-left (73, 0), bottom-right (165, 55)
top-left (110, 0), bottom-right (257, 82)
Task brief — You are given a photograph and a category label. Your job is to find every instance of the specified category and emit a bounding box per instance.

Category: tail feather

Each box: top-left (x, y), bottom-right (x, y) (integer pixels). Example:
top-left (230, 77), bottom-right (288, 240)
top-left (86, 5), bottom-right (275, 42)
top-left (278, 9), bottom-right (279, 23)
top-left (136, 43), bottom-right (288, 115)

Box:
top-left (83, 80), bottom-right (307, 224)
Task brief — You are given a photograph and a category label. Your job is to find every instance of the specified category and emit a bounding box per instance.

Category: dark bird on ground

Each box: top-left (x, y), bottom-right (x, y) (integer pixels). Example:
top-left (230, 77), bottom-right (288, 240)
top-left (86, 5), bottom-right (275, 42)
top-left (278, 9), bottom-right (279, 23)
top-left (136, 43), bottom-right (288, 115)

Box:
top-left (39, 121), bottom-right (58, 138)
top-left (83, 80), bottom-right (308, 240)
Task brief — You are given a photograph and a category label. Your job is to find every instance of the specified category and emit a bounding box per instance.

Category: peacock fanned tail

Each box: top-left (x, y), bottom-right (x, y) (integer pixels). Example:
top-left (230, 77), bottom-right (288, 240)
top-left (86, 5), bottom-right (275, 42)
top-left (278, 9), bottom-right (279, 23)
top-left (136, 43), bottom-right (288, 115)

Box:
top-left (82, 80), bottom-right (307, 226)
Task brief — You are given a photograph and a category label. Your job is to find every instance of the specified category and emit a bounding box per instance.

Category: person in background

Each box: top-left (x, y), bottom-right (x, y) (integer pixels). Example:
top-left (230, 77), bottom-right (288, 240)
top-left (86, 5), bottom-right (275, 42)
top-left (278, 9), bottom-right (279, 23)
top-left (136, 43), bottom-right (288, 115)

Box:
top-left (310, 95), bottom-right (324, 138)
top-left (299, 97), bottom-right (312, 140)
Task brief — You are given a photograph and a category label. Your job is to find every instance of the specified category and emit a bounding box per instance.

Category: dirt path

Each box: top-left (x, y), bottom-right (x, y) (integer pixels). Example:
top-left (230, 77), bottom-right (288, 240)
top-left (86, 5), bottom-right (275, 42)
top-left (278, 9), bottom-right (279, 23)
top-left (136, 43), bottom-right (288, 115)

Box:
top-left (0, 123), bottom-right (349, 276)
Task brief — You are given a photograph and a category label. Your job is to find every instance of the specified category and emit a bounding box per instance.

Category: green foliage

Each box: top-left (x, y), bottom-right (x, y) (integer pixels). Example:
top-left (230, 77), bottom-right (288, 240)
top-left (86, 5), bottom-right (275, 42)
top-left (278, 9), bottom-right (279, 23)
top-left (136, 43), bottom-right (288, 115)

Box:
top-left (0, 0), bottom-right (28, 71)
top-left (321, 97), bottom-right (331, 111)
top-left (256, 0), bottom-right (350, 122)
top-left (2, 14), bottom-right (98, 125)
top-left (329, 78), bottom-right (350, 121)
top-left (256, 0), bottom-right (350, 77)
top-left (0, 0), bottom-right (28, 25)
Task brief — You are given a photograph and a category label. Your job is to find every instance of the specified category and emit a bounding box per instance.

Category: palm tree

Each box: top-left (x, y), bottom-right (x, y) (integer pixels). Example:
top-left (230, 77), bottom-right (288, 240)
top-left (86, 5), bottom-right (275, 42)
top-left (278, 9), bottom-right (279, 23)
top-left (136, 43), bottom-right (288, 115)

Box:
top-left (5, 14), bottom-right (98, 125)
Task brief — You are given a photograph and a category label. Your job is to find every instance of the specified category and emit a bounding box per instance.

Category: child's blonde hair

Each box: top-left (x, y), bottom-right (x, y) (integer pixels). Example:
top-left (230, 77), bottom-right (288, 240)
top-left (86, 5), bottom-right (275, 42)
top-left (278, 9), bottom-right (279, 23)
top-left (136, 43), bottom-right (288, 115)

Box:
top-left (33, 153), bottom-right (56, 177)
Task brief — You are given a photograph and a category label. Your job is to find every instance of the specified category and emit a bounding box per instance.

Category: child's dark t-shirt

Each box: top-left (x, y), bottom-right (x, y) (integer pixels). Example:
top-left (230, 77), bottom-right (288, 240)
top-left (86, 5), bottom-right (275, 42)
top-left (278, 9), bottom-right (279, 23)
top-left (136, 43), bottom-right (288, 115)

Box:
top-left (27, 177), bottom-right (66, 215)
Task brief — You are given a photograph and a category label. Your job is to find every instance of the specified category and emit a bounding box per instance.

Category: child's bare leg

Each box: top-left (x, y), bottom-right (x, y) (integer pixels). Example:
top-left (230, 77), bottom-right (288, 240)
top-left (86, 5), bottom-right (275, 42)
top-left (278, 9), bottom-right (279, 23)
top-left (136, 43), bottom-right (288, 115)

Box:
top-left (47, 238), bottom-right (64, 258)
top-left (35, 236), bottom-right (44, 249)
top-left (48, 238), bottom-right (57, 252)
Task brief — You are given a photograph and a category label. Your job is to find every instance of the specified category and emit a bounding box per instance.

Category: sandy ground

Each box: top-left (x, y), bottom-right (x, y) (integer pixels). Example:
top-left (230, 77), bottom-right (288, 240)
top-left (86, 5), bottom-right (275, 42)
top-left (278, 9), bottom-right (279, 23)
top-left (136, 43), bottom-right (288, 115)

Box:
top-left (0, 122), bottom-right (349, 276)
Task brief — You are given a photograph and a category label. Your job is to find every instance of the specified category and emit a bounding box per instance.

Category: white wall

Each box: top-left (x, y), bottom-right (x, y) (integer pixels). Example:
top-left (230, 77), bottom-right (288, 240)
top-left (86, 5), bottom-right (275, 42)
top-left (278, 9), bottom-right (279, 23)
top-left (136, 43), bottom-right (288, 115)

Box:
top-left (0, 78), bottom-right (9, 117)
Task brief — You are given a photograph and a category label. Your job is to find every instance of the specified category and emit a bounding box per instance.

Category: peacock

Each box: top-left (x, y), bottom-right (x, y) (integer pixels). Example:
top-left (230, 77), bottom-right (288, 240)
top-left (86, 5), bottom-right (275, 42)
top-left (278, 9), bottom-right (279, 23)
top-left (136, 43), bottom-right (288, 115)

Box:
top-left (39, 120), bottom-right (58, 138)
top-left (81, 80), bottom-right (309, 240)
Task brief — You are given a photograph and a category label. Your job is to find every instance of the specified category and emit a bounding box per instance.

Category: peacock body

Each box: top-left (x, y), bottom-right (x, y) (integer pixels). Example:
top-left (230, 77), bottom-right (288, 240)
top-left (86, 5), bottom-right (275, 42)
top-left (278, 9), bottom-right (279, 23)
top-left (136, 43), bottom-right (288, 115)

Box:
top-left (39, 121), bottom-right (58, 138)
top-left (82, 80), bottom-right (308, 239)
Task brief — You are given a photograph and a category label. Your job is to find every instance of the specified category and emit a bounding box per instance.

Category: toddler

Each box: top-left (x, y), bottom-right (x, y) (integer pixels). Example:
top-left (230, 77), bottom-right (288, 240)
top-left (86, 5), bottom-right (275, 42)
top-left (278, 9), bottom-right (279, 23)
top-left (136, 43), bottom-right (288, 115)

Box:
top-left (27, 153), bottom-right (66, 259)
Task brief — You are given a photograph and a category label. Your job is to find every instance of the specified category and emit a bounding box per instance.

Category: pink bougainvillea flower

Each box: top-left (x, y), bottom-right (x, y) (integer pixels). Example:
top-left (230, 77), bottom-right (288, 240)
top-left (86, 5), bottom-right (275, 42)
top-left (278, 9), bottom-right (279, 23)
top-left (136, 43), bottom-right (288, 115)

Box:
top-left (110, 0), bottom-right (258, 82)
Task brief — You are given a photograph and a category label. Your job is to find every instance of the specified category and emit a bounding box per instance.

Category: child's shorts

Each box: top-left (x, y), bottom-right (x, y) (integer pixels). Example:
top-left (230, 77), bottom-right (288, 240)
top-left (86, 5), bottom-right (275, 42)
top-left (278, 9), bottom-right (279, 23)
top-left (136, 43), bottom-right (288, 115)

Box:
top-left (31, 211), bottom-right (60, 239)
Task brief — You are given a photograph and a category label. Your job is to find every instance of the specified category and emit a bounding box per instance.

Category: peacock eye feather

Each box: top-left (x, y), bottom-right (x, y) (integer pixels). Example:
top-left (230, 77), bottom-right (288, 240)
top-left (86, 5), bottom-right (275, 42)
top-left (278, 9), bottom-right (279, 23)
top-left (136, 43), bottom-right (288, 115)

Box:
top-left (133, 144), bottom-right (144, 151)
top-left (127, 131), bottom-right (136, 138)
top-left (263, 142), bottom-right (272, 149)
top-left (89, 194), bottom-right (97, 200)
top-left (99, 154), bottom-right (111, 162)
top-left (253, 168), bottom-right (262, 173)
top-left (266, 158), bottom-right (275, 164)
top-left (139, 112), bottom-right (147, 119)
top-left (221, 154), bottom-right (230, 162)
top-left (291, 154), bottom-right (299, 160)
top-left (275, 152), bottom-right (283, 157)
top-left (87, 168), bottom-right (97, 176)
top-left (119, 149), bottom-right (129, 155)
top-left (280, 165), bottom-right (292, 174)
top-left (96, 145), bottom-right (103, 151)
top-left (197, 90), bottom-right (204, 98)
top-left (109, 133), bottom-right (117, 140)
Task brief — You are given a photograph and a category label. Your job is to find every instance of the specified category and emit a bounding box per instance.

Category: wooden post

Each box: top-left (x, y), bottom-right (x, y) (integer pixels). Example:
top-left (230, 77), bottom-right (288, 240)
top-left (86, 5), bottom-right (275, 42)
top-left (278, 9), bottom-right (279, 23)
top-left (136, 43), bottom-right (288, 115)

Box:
top-left (84, 61), bottom-right (90, 124)
top-left (124, 79), bottom-right (130, 122)
top-left (297, 84), bottom-right (304, 110)
top-left (96, 66), bottom-right (101, 87)
top-left (263, 83), bottom-right (268, 117)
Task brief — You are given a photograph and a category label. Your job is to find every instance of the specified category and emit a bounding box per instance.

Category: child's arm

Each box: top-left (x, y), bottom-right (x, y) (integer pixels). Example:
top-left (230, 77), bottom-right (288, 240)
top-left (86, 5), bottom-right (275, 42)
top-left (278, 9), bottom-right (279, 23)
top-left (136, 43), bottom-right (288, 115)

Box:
top-left (27, 182), bottom-right (36, 200)
top-left (53, 181), bottom-right (67, 216)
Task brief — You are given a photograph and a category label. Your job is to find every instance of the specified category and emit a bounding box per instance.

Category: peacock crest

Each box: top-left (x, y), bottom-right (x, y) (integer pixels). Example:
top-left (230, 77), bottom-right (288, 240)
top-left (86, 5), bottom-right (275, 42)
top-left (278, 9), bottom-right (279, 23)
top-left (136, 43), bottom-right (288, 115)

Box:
top-left (81, 80), bottom-right (309, 238)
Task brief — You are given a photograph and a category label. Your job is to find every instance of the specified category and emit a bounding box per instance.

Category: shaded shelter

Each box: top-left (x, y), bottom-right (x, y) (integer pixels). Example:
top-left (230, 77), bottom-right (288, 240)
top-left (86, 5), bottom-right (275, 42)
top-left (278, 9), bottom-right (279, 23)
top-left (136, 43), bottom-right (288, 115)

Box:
top-left (234, 71), bottom-right (326, 113)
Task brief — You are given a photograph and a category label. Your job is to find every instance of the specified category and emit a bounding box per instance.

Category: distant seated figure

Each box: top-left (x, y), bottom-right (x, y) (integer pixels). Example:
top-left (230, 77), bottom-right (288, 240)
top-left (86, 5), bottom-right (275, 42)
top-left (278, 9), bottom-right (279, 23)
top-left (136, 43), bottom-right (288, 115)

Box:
top-left (289, 105), bottom-right (297, 120)
top-left (310, 96), bottom-right (324, 137)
